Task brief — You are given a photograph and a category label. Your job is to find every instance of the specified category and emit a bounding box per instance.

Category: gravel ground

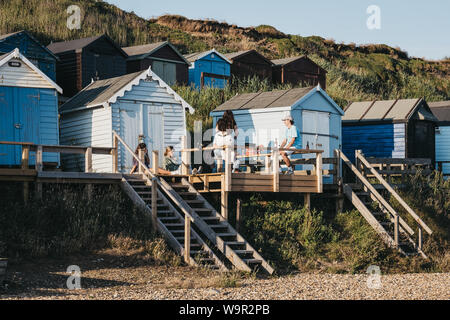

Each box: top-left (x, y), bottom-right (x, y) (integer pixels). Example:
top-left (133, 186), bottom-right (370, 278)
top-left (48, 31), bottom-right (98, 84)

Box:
top-left (1, 254), bottom-right (448, 300)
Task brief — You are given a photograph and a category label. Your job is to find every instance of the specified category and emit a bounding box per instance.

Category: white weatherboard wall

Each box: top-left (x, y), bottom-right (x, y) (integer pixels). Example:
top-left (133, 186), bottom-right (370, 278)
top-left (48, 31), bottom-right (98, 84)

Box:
top-left (0, 58), bottom-right (55, 89)
top-left (436, 126), bottom-right (450, 177)
top-left (61, 77), bottom-right (187, 173)
top-left (60, 107), bottom-right (112, 172)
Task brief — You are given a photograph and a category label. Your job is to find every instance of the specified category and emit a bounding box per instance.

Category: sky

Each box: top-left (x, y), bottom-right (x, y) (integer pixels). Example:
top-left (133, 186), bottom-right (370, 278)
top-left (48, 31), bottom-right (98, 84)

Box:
top-left (106, 0), bottom-right (450, 60)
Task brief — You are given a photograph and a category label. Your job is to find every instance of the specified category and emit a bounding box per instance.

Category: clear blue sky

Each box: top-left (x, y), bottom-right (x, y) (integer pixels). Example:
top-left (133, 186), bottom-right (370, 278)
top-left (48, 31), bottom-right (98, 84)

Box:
top-left (106, 0), bottom-right (449, 60)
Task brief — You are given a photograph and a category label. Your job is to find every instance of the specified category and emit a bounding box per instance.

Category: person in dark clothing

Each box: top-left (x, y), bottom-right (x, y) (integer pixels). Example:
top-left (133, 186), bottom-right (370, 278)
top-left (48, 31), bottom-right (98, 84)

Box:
top-left (130, 143), bottom-right (171, 175)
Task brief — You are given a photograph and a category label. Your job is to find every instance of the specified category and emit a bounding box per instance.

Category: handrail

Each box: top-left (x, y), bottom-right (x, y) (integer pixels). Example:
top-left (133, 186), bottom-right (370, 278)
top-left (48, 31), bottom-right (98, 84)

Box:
top-left (112, 131), bottom-right (197, 224)
top-left (336, 149), bottom-right (414, 236)
top-left (355, 150), bottom-right (432, 235)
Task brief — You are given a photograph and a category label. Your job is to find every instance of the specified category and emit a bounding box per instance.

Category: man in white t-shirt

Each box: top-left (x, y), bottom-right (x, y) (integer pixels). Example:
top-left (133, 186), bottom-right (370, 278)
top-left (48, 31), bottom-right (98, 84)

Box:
top-left (279, 112), bottom-right (301, 175)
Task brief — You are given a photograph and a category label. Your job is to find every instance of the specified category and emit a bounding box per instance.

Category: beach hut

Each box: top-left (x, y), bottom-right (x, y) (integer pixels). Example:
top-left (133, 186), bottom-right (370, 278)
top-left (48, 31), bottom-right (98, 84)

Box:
top-left (224, 50), bottom-right (273, 81)
top-left (430, 101), bottom-right (450, 177)
top-left (0, 49), bottom-right (62, 166)
top-left (211, 85), bottom-right (343, 176)
top-left (122, 41), bottom-right (190, 85)
top-left (59, 68), bottom-right (195, 173)
top-left (272, 56), bottom-right (327, 89)
top-left (0, 30), bottom-right (58, 81)
top-left (47, 34), bottom-right (128, 98)
top-left (342, 98), bottom-right (438, 162)
top-left (184, 49), bottom-right (231, 89)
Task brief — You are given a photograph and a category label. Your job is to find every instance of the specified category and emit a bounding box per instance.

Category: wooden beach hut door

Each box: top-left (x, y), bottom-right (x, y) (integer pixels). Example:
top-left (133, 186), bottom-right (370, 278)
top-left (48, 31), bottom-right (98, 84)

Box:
top-left (302, 110), bottom-right (330, 173)
top-left (0, 87), bottom-right (40, 166)
top-left (146, 104), bottom-right (164, 167)
top-left (119, 103), bottom-right (164, 172)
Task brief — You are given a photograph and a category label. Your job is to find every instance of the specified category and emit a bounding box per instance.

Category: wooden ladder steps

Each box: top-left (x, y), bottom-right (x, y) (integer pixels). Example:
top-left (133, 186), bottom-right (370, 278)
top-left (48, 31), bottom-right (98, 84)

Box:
top-left (243, 259), bottom-right (262, 265)
top-left (177, 192), bottom-right (198, 198)
top-left (234, 250), bottom-right (254, 256)
top-left (224, 241), bottom-right (246, 249)
top-left (185, 200), bottom-right (204, 205)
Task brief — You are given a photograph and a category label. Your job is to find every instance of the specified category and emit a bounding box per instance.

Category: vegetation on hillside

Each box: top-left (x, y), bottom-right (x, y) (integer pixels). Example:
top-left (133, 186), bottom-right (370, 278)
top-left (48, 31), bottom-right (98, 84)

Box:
top-left (0, 0), bottom-right (448, 108)
top-left (229, 171), bottom-right (449, 274)
top-left (0, 183), bottom-right (181, 266)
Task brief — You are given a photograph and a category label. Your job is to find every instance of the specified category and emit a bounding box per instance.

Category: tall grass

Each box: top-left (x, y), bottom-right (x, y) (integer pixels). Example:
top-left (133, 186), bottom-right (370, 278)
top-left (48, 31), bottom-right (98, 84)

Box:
top-left (0, 183), bottom-right (179, 265)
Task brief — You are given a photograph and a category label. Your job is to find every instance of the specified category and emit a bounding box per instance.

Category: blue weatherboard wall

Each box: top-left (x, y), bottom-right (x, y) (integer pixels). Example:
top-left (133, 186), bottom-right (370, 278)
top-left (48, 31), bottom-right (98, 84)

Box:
top-left (0, 86), bottom-right (59, 166)
top-left (0, 32), bottom-right (57, 81)
top-left (188, 52), bottom-right (230, 88)
top-left (342, 123), bottom-right (406, 162)
top-left (436, 126), bottom-right (450, 177)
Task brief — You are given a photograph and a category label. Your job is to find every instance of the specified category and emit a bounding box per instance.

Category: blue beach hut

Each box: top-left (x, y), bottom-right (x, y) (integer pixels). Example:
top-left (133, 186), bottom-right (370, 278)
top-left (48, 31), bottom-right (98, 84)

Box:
top-left (430, 101), bottom-right (450, 178)
top-left (0, 30), bottom-right (58, 81)
top-left (184, 49), bottom-right (231, 89)
top-left (342, 98), bottom-right (438, 162)
top-left (0, 49), bottom-right (62, 167)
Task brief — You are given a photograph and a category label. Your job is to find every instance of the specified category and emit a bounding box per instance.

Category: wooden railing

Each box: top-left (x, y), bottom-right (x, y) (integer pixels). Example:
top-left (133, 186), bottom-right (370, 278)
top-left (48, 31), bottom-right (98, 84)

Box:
top-left (112, 131), bottom-right (196, 264)
top-left (355, 150), bottom-right (432, 249)
top-left (0, 141), bottom-right (115, 173)
top-left (363, 157), bottom-right (433, 183)
top-left (336, 149), bottom-right (413, 248)
top-left (180, 139), bottom-right (324, 193)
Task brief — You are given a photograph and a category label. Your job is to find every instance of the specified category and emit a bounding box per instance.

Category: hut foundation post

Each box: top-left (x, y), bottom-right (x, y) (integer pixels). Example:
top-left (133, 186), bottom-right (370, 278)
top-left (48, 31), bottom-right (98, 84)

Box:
top-left (21, 145), bottom-right (30, 203)
top-left (236, 198), bottom-right (241, 232)
top-left (35, 145), bottom-right (43, 199)
top-left (304, 193), bottom-right (311, 210)
top-left (181, 136), bottom-right (189, 176)
top-left (152, 151), bottom-right (159, 176)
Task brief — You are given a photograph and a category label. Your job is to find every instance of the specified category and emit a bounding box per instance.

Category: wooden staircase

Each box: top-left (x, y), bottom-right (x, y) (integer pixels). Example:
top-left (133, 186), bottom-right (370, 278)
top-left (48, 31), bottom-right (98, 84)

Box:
top-left (158, 176), bottom-right (274, 274)
top-left (337, 149), bottom-right (432, 258)
top-left (113, 131), bottom-right (274, 274)
top-left (121, 174), bottom-right (228, 271)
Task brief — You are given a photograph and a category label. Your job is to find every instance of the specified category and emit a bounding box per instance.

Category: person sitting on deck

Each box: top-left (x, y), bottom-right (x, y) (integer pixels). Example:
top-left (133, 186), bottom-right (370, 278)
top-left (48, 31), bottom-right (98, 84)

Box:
top-left (163, 146), bottom-right (181, 174)
top-left (129, 143), bottom-right (172, 175)
top-left (213, 118), bottom-right (240, 173)
top-left (279, 111), bottom-right (302, 175)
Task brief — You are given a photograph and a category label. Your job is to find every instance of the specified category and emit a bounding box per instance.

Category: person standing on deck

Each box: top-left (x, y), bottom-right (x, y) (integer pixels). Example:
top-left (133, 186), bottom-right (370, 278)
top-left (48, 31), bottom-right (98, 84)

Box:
top-left (213, 118), bottom-right (240, 172)
top-left (279, 112), bottom-right (302, 175)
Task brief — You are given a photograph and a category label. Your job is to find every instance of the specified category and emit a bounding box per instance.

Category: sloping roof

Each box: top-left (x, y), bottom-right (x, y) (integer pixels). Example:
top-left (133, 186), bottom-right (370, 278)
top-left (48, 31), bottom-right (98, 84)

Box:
top-left (47, 34), bottom-right (128, 57)
top-left (0, 48), bottom-right (62, 93)
top-left (214, 86), bottom-right (314, 111)
top-left (184, 49), bottom-right (231, 64)
top-left (271, 56), bottom-right (305, 66)
top-left (271, 55), bottom-right (326, 73)
top-left (430, 101), bottom-right (450, 123)
top-left (212, 85), bottom-right (343, 115)
top-left (60, 67), bottom-right (194, 114)
top-left (224, 50), bottom-right (273, 65)
top-left (343, 98), bottom-right (438, 122)
top-left (0, 30), bottom-right (59, 60)
top-left (122, 41), bottom-right (190, 64)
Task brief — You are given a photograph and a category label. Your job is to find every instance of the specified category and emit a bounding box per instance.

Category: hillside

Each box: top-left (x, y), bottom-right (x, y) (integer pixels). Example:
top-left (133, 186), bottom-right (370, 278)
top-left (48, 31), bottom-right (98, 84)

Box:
top-left (0, 0), bottom-right (449, 106)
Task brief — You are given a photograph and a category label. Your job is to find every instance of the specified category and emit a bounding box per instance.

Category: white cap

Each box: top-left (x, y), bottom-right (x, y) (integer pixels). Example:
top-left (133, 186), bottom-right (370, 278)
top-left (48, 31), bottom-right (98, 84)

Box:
top-left (281, 111), bottom-right (293, 121)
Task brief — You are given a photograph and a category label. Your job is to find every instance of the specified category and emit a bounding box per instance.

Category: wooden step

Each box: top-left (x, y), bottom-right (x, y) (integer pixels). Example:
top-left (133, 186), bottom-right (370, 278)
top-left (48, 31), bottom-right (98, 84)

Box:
top-left (356, 192), bottom-right (371, 197)
top-left (234, 250), bottom-right (254, 256)
top-left (216, 233), bottom-right (237, 238)
top-left (159, 216), bottom-right (179, 221)
top-left (185, 200), bottom-right (204, 205)
top-left (164, 223), bottom-right (184, 228)
top-left (177, 192), bottom-right (198, 198)
top-left (171, 184), bottom-right (190, 190)
top-left (175, 236), bottom-right (196, 241)
top-left (243, 259), bottom-right (262, 265)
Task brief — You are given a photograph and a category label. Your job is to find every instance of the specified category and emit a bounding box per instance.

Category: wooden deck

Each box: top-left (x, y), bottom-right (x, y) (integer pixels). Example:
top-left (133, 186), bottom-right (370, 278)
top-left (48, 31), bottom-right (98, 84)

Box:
top-left (189, 172), bottom-right (321, 193)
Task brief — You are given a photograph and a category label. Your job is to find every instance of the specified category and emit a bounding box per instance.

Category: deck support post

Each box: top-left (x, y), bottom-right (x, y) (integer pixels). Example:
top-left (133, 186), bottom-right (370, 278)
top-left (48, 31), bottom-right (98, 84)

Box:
top-left (181, 136), bottom-right (189, 176)
top-left (221, 185), bottom-right (228, 220)
top-left (35, 145), bottom-right (43, 199)
top-left (151, 177), bottom-right (158, 233)
top-left (22, 145), bottom-right (30, 203)
top-left (316, 152), bottom-right (323, 193)
top-left (85, 147), bottom-right (93, 173)
top-left (138, 149), bottom-right (145, 174)
top-left (272, 149), bottom-right (279, 192)
top-left (304, 193), bottom-right (311, 210)
top-left (418, 227), bottom-right (423, 251)
top-left (394, 214), bottom-right (399, 247)
top-left (184, 216), bottom-right (191, 264)
top-left (236, 198), bottom-right (241, 232)
top-left (152, 151), bottom-right (159, 175)
top-left (113, 135), bottom-right (119, 173)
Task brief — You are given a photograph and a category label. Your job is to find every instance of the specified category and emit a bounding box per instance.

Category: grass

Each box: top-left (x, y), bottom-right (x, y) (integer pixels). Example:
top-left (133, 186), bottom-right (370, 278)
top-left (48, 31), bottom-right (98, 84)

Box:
top-left (0, 182), bottom-right (180, 266)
